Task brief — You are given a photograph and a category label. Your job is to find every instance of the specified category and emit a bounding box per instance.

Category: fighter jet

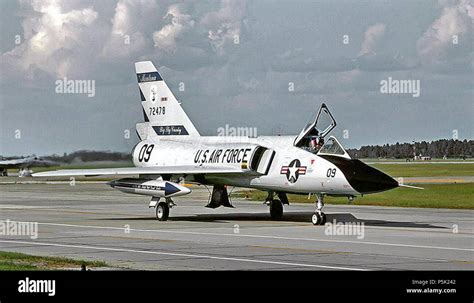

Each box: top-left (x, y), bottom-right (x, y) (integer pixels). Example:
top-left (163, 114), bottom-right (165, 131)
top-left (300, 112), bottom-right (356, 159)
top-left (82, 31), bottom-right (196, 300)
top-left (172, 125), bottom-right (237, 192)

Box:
top-left (0, 156), bottom-right (58, 177)
top-left (34, 61), bottom-right (406, 225)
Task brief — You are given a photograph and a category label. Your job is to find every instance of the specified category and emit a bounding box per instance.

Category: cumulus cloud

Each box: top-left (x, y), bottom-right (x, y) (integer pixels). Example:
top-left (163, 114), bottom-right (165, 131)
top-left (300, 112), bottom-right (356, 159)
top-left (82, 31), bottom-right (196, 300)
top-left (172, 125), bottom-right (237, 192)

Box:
top-left (153, 4), bottom-right (195, 53)
top-left (3, 0), bottom-right (99, 78)
top-left (200, 0), bottom-right (247, 55)
top-left (416, 0), bottom-right (473, 64)
top-left (1, 1), bottom-right (473, 156)
top-left (1, 0), bottom-right (251, 82)
top-left (358, 23), bottom-right (386, 57)
top-left (101, 0), bottom-right (159, 58)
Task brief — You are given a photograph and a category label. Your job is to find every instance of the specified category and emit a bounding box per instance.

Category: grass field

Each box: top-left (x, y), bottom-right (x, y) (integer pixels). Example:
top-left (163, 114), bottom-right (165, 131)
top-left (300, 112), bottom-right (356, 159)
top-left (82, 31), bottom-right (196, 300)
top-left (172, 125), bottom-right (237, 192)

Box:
top-left (362, 158), bottom-right (472, 162)
top-left (236, 183), bottom-right (474, 209)
top-left (0, 251), bottom-right (108, 270)
top-left (370, 163), bottom-right (474, 177)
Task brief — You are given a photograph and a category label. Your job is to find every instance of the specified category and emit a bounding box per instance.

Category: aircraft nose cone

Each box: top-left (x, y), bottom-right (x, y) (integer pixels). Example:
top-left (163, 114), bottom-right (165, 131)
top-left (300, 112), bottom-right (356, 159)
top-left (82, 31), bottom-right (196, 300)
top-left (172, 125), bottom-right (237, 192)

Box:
top-left (319, 155), bottom-right (398, 194)
top-left (345, 160), bottom-right (398, 194)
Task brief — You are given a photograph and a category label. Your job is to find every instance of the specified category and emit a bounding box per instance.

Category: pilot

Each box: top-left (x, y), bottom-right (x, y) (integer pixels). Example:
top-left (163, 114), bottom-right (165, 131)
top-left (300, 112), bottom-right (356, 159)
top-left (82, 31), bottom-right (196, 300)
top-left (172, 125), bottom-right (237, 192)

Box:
top-left (309, 138), bottom-right (317, 150)
top-left (317, 137), bottom-right (324, 149)
top-left (309, 137), bottom-right (324, 152)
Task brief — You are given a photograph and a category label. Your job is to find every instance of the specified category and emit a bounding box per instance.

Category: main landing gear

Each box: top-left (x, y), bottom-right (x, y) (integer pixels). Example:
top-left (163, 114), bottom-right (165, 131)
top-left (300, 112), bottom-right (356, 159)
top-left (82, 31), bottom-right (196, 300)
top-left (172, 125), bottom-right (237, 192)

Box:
top-left (270, 200), bottom-right (283, 220)
top-left (266, 191), bottom-right (288, 220)
top-left (150, 197), bottom-right (175, 221)
top-left (311, 194), bottom-right (327, 225)
top-left (156, 201), bottom-right (170, 221)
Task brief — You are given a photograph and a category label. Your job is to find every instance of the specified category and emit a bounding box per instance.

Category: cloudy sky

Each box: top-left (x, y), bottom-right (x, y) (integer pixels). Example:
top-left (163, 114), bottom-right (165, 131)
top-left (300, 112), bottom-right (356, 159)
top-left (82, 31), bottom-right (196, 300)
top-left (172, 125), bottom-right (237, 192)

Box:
top-left (0, 0), bottom-right (473, 156)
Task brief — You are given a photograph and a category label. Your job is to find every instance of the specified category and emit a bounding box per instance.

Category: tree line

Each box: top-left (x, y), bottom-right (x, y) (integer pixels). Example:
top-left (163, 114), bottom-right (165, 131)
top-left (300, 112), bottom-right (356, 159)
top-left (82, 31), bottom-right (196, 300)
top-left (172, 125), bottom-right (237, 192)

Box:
top-left (346, 139), bottom-right (473, 159)
top-left (46, 150), bottom-right (130, 163)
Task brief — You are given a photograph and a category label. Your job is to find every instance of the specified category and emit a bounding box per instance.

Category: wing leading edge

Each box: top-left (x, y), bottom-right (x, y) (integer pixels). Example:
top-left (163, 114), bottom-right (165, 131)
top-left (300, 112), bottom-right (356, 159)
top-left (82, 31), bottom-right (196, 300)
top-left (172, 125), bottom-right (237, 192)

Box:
top-left (32, 165), bottom-right (254, 177)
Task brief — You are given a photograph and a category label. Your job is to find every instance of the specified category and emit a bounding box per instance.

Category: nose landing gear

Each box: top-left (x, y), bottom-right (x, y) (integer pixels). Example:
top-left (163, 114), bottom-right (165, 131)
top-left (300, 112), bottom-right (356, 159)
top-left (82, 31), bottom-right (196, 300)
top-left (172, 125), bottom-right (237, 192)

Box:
top-left (312, 194), bottom-right (326, 225)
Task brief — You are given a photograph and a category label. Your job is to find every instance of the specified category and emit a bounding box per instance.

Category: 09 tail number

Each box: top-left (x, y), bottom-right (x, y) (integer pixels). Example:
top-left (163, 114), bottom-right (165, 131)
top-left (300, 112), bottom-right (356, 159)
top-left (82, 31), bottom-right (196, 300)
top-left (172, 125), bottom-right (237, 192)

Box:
top-left (138, 144), bottom-right (154, 162)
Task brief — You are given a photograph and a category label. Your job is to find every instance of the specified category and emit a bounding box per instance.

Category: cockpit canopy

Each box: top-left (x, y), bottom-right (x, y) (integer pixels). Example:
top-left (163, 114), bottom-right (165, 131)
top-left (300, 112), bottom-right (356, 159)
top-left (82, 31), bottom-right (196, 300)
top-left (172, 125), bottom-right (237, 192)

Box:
top-left (293, 104), bottom-right (351, 158)
top-left (294, 104), bottom-right (336, 149)
top-left (317, 136), bottom-right (351, 159)
top-left (294, 103), bottom-right (342, 154)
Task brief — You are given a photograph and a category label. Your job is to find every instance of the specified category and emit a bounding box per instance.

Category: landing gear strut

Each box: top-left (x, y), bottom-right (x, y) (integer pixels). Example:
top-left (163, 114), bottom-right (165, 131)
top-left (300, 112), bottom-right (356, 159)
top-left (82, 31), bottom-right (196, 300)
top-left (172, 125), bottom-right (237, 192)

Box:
top-left (266, 191), bottom-right (285, 220)
top-left (312, 194), bottom-right (326, 225)
top-left (270, 200), bottom-right (283, 220)
top-left (150, 197), bottom-right (174, 221)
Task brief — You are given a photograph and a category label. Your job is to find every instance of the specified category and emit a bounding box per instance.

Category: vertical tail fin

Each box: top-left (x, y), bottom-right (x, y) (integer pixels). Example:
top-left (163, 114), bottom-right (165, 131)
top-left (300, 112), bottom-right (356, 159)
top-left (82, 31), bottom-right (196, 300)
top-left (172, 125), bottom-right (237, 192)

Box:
top-left (135, 61), bottom-right (199, 137)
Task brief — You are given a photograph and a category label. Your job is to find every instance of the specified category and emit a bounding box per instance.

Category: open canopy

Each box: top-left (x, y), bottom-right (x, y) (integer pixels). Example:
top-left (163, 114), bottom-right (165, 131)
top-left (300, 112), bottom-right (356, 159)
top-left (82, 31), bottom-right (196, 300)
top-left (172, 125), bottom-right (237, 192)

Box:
top-left (294, 103), bottom-right (337, 152)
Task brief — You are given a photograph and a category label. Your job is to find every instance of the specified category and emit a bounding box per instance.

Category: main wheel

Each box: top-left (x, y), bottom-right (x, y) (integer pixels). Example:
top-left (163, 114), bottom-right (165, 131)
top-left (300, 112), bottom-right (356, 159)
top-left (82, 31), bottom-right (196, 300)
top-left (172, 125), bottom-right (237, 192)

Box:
top-left (156, 202), bottom-right (170, 221)
top-left (270, 199), bottom-right (283, 220)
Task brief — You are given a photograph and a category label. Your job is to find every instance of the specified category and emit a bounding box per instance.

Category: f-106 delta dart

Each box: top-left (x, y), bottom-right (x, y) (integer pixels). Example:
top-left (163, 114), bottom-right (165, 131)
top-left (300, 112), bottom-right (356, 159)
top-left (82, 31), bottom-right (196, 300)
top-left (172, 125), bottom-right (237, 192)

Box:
top-left (34, 61), bottom-right (417, 225)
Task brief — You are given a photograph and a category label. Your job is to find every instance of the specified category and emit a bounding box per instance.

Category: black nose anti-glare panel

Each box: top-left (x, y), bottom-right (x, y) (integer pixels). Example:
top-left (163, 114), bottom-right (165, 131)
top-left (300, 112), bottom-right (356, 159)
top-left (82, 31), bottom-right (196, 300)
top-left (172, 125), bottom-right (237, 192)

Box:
top-left (319, 155), bottom-right (399, 194)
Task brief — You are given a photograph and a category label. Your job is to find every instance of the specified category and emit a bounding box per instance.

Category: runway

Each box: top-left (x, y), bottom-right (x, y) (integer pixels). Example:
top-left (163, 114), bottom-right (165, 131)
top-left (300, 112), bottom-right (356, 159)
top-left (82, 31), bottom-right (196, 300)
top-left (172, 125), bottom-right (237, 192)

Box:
top-left (0, 183), bottom-right (473, 270)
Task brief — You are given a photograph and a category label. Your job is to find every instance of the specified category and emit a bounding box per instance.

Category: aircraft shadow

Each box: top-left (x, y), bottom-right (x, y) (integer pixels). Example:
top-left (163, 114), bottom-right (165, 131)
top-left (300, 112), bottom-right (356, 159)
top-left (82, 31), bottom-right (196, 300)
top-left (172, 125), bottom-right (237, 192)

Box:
top-left (98, 212), bottom-right (446, 229)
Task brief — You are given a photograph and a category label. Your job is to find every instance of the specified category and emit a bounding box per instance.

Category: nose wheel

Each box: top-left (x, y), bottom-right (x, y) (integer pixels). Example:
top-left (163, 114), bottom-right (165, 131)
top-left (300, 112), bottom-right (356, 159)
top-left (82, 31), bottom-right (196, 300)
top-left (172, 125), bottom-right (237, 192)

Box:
top-left (311, 211), bottom-right (326, 225)
top-left (312, 194), bottom-right (327, 225)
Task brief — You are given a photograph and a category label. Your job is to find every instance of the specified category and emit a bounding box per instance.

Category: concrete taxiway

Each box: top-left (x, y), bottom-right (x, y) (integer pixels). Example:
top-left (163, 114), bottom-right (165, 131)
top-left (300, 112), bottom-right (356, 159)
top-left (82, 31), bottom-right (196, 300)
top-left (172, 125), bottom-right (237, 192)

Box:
top-left (0, 183), bottom-right (473, 270)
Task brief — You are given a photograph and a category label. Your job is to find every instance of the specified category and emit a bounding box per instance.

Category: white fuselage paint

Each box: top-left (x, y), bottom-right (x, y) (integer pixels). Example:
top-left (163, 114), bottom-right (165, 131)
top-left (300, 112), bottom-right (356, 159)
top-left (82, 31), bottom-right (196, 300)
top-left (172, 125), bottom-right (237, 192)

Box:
top-left (132, 135), bottom-right (359, 196)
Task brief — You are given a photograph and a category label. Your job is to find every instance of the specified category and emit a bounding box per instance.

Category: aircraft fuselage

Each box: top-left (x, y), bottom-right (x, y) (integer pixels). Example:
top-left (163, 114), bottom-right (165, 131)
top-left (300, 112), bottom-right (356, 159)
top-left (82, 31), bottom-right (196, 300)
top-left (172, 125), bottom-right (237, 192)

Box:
top-left (132, 135), bottom-right (397, 196)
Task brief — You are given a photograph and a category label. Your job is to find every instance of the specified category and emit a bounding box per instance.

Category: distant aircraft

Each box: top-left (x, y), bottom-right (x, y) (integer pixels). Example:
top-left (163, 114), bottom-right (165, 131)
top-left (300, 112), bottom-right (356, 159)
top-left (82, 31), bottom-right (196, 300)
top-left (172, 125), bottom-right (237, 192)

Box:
top-left (34, 61), bottom-right (412, 225)
top-left (0, 156), bottom-right (58, 177)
